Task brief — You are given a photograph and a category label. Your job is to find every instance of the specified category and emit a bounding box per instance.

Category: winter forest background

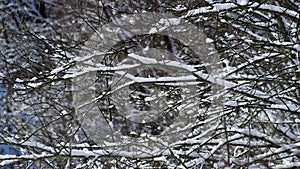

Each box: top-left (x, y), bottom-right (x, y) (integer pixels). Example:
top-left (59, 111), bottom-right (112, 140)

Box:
top-left (0, 0), bottom-right (300, 168)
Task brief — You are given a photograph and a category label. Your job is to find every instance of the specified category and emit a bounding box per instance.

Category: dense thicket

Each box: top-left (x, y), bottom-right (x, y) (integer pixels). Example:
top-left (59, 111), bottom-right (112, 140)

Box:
top-left (0, 0), bottom-right (299, 168)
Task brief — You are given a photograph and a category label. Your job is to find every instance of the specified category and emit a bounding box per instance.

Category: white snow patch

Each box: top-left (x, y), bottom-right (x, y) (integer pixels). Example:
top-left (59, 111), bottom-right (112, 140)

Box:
top-left (27, 82), bottom-right (43, 88)
top-left (15, 78), bottom-right (24, 83)
top-left (154, 156), bottom-right (167, 162)
top-left (225, 101), bottom-right (238, 107)
top-left (205, 38), bottom-right (214, 43)
top-left (173, 5), bottom-right (187, 11)
top-left (61, 110), bottom-right (68, 115)
top-left (149, 27), bottom-right (158, 34)
top-left (293, 44), bottom-right (300, 51)
top-left (158, 18), bottom-right (181, 26)
top-left (270, 104), bottom-right (298, 111)
top-left (237, 0), bottom-right (248, 6)
top-left (51, 66), bottom-right (65, 74)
